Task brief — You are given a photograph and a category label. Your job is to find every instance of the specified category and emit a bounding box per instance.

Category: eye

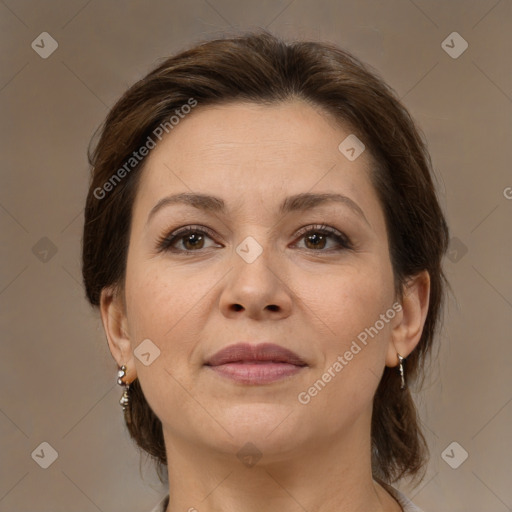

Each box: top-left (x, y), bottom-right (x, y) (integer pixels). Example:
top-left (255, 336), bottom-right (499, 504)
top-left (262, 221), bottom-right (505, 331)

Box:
top-left (156, 223), bottom-right (353, 254)
top-left (293, 224), bottom-right (353, 251)
top-left (156, 225), bottom-right (221, 253)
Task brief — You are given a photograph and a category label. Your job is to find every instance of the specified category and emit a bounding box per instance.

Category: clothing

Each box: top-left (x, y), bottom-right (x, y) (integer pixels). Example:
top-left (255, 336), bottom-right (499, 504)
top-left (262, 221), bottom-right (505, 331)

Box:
top-left (380, 482), bottom-right (425, 512)
top-left (154, 484), bottom-right (424, 512)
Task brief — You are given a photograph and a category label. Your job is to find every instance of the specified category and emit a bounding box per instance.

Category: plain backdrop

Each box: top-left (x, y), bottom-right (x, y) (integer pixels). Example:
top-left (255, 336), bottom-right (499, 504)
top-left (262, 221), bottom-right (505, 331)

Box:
top-left (1, 1), bottom-right (511, 511)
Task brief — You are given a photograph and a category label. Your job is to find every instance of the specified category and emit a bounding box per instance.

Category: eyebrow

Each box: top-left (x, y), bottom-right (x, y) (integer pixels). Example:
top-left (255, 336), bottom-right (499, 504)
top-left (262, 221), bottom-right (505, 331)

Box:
top-left (146, 191), bottom-right (370, 227)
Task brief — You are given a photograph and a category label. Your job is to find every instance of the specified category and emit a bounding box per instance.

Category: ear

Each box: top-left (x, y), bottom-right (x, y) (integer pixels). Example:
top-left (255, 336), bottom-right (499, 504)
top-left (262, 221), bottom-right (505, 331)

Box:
top-left (385, 270), bottom-right (431, 367)
top-left (99, 285), bottom-right (137, 384)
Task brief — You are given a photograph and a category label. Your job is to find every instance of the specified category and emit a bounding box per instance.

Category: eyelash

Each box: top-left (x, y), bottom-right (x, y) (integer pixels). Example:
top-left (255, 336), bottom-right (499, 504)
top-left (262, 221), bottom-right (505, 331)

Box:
top-left (156, 224), bottom-right (353, 255)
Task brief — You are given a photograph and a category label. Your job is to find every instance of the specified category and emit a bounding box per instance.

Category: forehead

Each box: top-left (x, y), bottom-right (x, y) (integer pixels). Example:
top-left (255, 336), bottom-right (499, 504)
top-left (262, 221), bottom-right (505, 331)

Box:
top-left (146, 99), bottom-right (367, 166)
top-left (133, 99), bottom-right (379, 221)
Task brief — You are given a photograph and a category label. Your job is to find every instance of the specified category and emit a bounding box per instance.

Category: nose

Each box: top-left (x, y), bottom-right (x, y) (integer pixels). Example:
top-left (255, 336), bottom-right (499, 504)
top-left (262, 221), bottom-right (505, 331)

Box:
top-left (218, 242), bottom-right (293, 321)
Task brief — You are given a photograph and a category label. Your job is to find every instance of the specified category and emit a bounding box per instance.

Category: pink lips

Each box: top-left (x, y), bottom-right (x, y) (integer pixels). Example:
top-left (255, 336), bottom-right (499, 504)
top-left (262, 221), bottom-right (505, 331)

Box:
top-left (204, 342), bottom-right (307, 384)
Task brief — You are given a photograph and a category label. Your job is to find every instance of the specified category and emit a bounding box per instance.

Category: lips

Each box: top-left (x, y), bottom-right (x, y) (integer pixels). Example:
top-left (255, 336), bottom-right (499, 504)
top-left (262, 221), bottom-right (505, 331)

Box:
top-left (204, 342), bottom-right (308, 385)
top-left (204, 342), bottom-right (307, 367)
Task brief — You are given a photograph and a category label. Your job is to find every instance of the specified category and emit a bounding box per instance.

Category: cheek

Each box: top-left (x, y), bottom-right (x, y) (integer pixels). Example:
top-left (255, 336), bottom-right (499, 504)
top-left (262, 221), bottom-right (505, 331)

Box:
top-left (299, 259), bottom-right (394, 409)
top-left (125, 239), bottom-right (203, 329)
top-left (311, 260), bottom-right (394, 341)
top-left (123, 259), bottom-right (193, 365)
top-left (123, 264), bottom-right (203, 420)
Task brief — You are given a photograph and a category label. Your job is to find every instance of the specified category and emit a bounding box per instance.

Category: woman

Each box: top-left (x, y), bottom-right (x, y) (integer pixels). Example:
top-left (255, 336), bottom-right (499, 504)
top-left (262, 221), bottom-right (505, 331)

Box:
top-left (82, 31), bottom-right (449, 512)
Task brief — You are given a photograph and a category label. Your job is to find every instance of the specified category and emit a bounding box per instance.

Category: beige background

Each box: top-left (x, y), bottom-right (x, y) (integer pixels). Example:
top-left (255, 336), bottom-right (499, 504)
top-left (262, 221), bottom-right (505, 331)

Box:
top-left (1, 1), bottom-right (511, 511)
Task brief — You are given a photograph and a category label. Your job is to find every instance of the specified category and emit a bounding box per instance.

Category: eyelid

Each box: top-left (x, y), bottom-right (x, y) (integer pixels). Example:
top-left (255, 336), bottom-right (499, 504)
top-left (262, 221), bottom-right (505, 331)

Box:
top-left (294, 223), bottom-right (348, 240)
top-left (171, 224), bottom-right (218, 240)
top-left (293, 223), bottom-right (353, 250)
top-left (155, 224), bottom-right (221, 253)
top-left (156, 222), bottom-right (354, 254)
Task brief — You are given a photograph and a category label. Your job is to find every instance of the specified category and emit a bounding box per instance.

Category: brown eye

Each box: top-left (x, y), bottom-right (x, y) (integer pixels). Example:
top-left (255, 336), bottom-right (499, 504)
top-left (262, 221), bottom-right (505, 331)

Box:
top-left (304, 232), bottom-right (328, 250)
top-left (157, 225), bottom-right (221, 253)
top-left (295, 225), bottom-right (353, 251)
top-left (180, 232), bottom-right (206, 250)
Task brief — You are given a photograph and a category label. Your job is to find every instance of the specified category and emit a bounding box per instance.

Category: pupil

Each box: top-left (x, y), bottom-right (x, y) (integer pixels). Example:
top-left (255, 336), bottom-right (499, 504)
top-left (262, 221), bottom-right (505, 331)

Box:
top-left (307, 233), bottom-right (325, 249)
top-left (186, 233), bottom-right (203, 248)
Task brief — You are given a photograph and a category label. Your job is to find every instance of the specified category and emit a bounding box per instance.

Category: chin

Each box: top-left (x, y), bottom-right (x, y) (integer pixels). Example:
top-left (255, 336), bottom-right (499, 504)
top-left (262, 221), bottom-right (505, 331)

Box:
top-left (206, 404), bottom-right (306, 452)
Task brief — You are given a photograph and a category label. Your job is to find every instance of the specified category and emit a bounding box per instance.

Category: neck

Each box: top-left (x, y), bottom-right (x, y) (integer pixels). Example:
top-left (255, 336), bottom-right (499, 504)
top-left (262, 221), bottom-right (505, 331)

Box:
top-left (162, 410), bottom-right (401, 512)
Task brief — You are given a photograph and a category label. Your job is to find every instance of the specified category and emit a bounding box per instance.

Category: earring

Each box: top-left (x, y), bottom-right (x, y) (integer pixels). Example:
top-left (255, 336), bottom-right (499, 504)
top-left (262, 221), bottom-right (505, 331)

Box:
top-left (117, 365), bottom-right (130, 410)
top-left (397, 354), bottom-right (406, 390)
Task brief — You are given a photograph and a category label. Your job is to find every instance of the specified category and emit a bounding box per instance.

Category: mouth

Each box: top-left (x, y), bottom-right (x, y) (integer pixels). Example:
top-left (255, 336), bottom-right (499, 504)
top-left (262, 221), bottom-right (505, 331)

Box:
top-left (204, 342), bottom-right (308, 384)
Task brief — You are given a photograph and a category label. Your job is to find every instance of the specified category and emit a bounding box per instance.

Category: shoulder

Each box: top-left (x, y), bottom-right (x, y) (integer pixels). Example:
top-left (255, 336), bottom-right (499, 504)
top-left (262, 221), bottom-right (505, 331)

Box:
top-left (380, 482), bottom-right (425, 512)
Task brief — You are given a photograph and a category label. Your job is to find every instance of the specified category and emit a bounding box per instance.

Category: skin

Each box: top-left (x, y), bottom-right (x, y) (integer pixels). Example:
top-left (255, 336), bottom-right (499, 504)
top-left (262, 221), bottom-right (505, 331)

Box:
top-left (101, 99), bottom-right (430, 512)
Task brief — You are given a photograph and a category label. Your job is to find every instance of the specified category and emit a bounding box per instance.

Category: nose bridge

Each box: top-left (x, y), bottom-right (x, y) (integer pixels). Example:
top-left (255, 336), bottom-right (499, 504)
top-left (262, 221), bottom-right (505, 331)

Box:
top-left (227, 204), bottom-right (278, 264)
top-left (233, 229), bottom-right (279, 290)
top-left (219, 226), bottom-right (292, 318)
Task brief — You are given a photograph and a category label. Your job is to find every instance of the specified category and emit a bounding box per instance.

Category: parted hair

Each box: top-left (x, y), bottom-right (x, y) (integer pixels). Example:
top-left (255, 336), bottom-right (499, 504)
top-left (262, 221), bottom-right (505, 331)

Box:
top-left (82, 30), bottom-right (450, 485)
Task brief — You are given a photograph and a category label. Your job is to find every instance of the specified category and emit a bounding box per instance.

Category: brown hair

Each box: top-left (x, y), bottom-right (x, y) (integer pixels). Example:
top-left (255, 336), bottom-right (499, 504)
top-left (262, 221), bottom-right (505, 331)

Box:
top-left (82, 30), bottom-right (450, 485)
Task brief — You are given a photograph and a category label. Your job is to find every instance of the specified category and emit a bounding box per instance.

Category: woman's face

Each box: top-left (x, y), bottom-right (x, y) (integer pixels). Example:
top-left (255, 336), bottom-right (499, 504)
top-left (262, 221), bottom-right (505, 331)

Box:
top-left (116, 100), bottom-right (400, 459)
